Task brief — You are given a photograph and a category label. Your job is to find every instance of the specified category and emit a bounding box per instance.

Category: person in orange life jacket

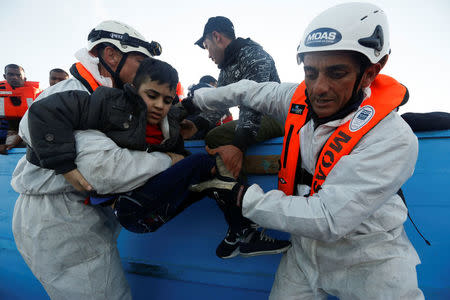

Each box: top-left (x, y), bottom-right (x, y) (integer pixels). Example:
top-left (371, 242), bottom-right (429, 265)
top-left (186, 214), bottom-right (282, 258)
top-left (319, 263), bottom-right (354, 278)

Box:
top-left (27, 57), bottom-right (220, 234)
top-left (188, 3), bottom-right (423, 299)
top-left (12, 20), bottom-right (164, 300)
top-left (49, 68), bottom-right (69, 86)
top-left (0, 64), bottom-right (33, 154)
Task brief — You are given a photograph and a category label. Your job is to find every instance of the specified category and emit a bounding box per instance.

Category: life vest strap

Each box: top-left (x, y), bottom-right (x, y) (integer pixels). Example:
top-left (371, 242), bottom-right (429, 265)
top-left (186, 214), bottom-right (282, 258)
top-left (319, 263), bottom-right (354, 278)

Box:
top-left (70, 63), bottom-right (100, 93)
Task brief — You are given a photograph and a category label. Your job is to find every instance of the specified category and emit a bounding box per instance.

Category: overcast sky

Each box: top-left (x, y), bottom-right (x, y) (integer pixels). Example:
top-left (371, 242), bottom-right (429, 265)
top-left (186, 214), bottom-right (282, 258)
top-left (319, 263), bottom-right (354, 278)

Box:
top-left (2, 0), bottom-right (450, 114)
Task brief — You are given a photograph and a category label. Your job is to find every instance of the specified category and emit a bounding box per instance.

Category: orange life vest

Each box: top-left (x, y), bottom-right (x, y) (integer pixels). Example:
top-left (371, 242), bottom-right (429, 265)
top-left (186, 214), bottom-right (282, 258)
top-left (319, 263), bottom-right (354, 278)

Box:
top-left (70, 62), bottom-right (100, 92)
top-left (278, 74), bottom-right (408, 196)
top-left (0, 81), bottom-right (40, 119)
top-left (176, 82), bottom-right (184, 101)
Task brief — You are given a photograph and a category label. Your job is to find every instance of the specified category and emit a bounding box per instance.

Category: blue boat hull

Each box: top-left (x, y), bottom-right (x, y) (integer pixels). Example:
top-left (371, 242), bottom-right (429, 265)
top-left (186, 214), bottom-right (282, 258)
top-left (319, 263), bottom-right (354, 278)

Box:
top-left (1, 130), bottom-right (449, 299)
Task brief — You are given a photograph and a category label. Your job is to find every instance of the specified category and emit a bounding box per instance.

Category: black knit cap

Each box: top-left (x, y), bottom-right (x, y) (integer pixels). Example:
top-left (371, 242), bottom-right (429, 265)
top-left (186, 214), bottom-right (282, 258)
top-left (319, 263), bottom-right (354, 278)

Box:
top-left (195, 16), bottom-right (235, 49)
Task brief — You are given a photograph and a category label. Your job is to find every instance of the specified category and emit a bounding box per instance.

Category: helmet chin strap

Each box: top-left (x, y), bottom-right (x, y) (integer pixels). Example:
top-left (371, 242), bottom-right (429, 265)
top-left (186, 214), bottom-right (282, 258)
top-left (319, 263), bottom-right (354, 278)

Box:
top-left (98, 52), bottom-right (129, 89)
top-left (350, 66), bottom-right (366, 102)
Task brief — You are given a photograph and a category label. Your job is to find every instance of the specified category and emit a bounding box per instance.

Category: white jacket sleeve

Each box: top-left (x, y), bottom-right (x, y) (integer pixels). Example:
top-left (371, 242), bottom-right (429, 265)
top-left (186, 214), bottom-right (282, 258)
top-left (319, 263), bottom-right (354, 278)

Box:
top-left (74, 130), bottom-right (172, 194)
top-left (15, 78), bottom-right (172, 196)
top-left (19, 78), bottom-right (84, 147)
top-left (193, 79), bottom-right (298, 125)
top-left (242, 113), bottom-right (418, 242)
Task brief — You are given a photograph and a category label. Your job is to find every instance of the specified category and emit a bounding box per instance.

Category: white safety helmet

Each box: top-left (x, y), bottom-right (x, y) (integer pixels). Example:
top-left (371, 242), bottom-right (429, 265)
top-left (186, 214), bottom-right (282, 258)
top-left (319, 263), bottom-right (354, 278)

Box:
top-left (87, 20), bottom-right (161, 57)
top-left (297, 2), bottom-right (390, 65)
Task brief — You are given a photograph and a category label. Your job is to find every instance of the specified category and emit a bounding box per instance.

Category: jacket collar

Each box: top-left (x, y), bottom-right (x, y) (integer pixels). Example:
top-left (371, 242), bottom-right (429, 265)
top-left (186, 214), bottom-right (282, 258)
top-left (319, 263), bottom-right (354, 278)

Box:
top-left (74, 48), bottom-right (113, 87)
top-left (219, 38), bottom-right (256, 69)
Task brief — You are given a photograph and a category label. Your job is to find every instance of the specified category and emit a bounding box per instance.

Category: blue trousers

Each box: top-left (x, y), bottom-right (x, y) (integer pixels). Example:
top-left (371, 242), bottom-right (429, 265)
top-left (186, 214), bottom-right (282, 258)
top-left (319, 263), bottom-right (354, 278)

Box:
top-left (114, 153), bottom-right (216, 233)
top-left (0, 120), bottom-right (8, 144)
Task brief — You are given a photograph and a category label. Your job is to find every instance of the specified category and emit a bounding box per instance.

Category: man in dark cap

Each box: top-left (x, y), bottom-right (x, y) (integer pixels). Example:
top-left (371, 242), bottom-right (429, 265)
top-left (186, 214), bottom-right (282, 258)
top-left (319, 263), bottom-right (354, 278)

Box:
top-left (189, 16), bottom-right (289, 260)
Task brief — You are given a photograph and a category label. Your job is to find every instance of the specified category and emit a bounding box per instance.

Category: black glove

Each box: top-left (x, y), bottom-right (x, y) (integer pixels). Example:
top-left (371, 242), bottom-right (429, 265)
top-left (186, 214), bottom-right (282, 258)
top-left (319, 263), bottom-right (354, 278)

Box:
top-left (191, 115), bottom-right (211, 132)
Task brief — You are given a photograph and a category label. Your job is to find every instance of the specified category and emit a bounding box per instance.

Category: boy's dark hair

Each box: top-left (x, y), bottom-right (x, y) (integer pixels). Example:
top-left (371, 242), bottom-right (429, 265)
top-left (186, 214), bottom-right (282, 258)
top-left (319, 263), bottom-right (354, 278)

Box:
top-left (133, 57), bottom-right (179, 91)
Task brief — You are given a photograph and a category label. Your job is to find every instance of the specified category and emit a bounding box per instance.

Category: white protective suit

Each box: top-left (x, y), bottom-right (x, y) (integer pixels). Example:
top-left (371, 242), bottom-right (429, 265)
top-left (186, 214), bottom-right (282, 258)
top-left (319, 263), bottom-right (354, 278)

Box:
top-left (194, 79), bottom-right (424, 300)
top-left (11, 49), bottom-right (172, 300)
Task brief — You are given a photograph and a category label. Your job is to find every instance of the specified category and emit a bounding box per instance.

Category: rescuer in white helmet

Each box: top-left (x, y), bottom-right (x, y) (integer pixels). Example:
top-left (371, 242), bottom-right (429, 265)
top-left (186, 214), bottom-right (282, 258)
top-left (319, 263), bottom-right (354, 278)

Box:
top-left (12, 20), bottom-right (164, 299)
top-left (188, 2), bottom-right (424, 299)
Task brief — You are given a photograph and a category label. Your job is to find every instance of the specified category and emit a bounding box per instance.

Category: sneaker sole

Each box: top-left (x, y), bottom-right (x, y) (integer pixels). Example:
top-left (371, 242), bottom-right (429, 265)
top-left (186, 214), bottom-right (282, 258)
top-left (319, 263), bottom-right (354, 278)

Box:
top-left (239, 244), bottom-right (291, 258)
top-left (218, 247), bottom-right (240, 259)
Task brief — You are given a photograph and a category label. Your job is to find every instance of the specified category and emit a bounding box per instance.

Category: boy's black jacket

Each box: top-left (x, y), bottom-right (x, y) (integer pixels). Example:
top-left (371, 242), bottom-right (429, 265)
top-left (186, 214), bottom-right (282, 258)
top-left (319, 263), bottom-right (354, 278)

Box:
top-left (27, 84), bottom-right (188, 174)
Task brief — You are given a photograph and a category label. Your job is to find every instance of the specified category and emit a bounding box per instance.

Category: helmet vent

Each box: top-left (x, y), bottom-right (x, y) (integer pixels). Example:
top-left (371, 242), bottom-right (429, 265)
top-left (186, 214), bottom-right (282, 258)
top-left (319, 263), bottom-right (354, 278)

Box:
top-left (358, 25), bottom-right (384, 51)
top-left (361, 15), bottom-right (368, 21)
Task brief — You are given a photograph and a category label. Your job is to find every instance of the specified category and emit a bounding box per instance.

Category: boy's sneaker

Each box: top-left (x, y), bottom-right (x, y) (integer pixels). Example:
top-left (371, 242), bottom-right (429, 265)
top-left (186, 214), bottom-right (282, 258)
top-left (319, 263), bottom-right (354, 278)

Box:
top-left (216, 228), bottom-right (241, 259)
top-left (240, 228), bottom-right (291, 257)
top-left (216, 227), bottom-right (291, 259)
